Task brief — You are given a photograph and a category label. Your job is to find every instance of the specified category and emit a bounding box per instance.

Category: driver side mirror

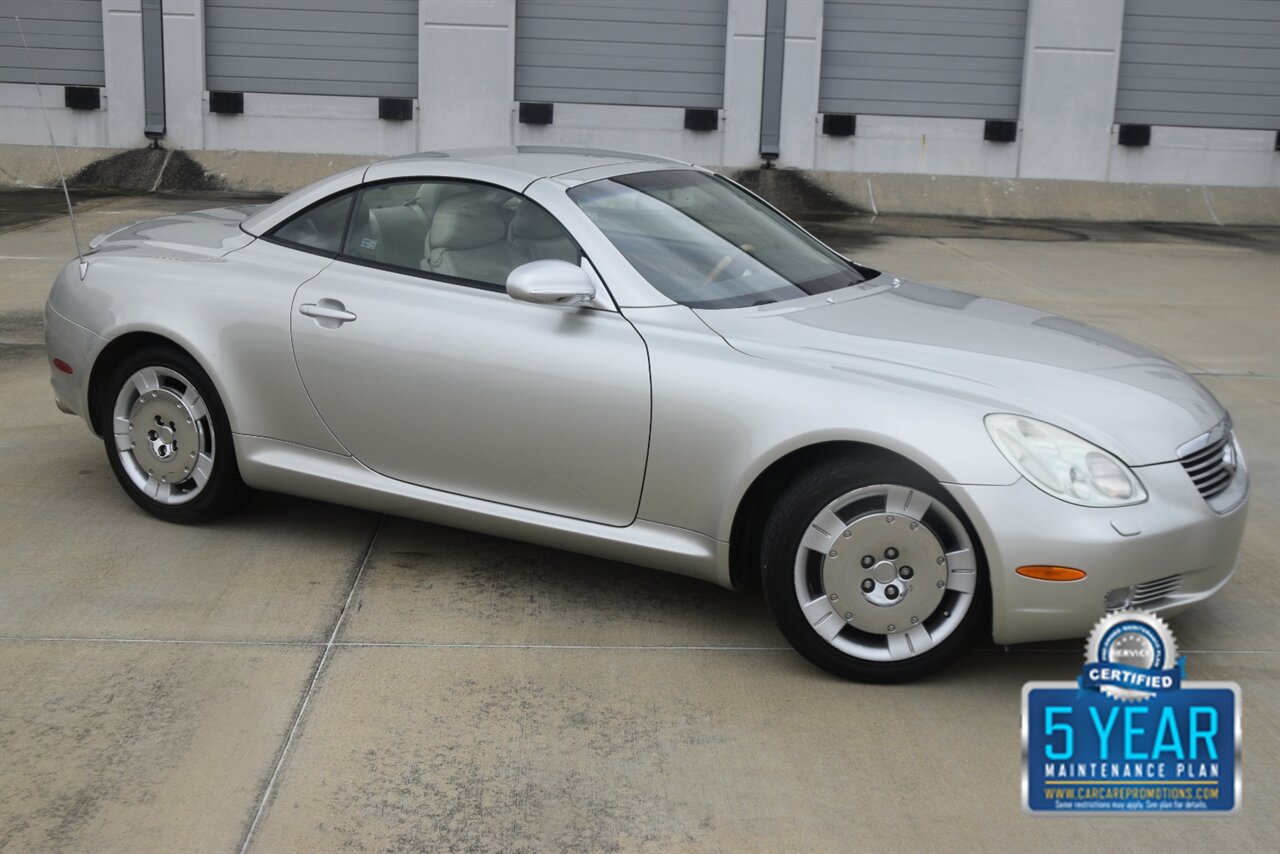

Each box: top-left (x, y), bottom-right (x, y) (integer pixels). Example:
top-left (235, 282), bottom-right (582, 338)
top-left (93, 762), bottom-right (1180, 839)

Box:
top-left (506, 260), bottom-right (595, 306)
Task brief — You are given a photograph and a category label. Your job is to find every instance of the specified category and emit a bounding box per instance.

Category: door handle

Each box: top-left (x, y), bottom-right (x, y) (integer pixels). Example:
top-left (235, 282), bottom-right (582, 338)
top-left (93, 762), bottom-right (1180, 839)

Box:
top-left (300, 301), bottom-right (357, 325)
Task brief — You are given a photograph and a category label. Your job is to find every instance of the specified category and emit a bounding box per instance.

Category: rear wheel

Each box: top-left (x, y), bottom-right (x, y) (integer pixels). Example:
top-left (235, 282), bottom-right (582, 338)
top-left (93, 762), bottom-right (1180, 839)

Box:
top-left (100, 347), bottom-right (246, 523)
top-left (761, 454), bottom-right (987, 682)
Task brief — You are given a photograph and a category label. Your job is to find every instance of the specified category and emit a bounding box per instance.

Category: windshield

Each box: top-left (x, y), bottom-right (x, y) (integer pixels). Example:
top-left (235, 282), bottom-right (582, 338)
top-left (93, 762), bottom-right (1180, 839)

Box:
top-left (568, 169), bottom-right (872, 309)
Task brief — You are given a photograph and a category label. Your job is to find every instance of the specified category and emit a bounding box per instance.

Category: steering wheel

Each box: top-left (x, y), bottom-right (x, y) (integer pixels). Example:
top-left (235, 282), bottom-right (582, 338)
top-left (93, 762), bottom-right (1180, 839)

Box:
top-left (702, 254), bottom-right (733, 286)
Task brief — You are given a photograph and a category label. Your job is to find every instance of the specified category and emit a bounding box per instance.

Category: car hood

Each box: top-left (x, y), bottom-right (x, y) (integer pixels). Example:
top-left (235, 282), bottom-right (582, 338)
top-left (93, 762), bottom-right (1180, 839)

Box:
top-left (87, 204), bottom-right (266, 261)
top-left (694, 278), bottom-right (1223, 466)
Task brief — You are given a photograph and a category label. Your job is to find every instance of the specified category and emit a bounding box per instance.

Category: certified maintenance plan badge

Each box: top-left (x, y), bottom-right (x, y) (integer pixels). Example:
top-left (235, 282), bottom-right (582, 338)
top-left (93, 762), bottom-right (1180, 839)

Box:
top-left (1022, 610), bottom-right (1241, 814)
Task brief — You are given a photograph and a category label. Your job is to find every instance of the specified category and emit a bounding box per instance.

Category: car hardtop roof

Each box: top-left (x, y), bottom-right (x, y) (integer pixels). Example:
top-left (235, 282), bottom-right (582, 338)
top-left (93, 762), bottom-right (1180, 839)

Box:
top-left (378, 146), bottom-right (690, 180)
top-left (241, 146), bottom-right (700, 237)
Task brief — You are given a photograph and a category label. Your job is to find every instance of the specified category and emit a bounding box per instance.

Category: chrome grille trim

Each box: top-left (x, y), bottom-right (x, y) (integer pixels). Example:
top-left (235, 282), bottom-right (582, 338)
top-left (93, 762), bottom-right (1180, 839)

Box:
top-left (1176, 418), bottom-right (1231, 459)
top-left (1131, 574), bottom-right (1182, 607)
top-left (1177, 420), bottom-right (1238, 502)
top-left (1105, 574), bottom-right (1185, 613)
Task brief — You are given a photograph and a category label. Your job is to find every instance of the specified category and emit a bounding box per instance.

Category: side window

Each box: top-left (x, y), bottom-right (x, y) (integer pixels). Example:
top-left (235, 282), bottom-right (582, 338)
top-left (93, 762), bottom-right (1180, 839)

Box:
top-left (340, 179), bottom-right (580, 288)
top-left (269, 191), bottom-right (354, 255)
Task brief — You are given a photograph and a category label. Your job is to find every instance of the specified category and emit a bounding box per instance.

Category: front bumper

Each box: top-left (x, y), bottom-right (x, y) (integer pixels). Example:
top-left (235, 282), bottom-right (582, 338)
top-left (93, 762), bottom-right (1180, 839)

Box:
top-left (946, 461), bottom-right (1247, 645)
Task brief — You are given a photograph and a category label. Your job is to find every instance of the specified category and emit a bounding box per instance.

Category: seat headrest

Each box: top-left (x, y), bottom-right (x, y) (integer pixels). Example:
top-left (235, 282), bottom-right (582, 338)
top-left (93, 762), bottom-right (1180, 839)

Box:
top-left (428, 197), bottom-right (506, 250)
top-left (414, 182), bottom-right (469, 212)
top-left (510, 203), bottom-right (565, 240)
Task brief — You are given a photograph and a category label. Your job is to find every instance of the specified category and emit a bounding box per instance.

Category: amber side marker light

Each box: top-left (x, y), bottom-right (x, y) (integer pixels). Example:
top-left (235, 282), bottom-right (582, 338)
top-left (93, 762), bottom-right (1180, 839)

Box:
top-left (1016, 565), bottom-right (1087, 582)
top-left (52, 358), bottom-right (73, 374)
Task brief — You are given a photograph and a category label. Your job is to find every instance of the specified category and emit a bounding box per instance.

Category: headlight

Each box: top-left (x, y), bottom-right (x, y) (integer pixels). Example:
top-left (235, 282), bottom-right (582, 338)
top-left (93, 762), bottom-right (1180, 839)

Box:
top-left (984, 414), bottom-right (1147, 507)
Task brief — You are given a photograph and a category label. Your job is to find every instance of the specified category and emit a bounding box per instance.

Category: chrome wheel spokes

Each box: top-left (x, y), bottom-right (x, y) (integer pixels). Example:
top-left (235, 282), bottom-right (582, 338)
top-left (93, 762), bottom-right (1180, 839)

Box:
top-left (793, 484), bottom-right (976, 662)
top-left (112, 366), bottom-right (215, 506)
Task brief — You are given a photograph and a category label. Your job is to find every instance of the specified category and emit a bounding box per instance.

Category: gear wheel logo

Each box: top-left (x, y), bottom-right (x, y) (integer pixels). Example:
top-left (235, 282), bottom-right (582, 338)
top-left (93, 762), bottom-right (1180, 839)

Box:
top-left (1083, 610), bottom-right (1180, 701)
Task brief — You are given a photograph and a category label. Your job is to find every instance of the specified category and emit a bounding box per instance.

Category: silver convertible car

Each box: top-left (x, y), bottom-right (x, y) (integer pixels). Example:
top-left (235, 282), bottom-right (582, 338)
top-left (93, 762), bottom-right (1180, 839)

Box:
top-left (44, 147), bottom-right (1247, 681)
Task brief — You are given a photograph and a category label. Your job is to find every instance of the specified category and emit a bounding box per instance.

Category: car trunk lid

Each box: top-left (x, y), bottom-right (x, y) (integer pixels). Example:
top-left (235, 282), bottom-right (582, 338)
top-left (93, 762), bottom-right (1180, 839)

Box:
top-left (88, 204), bottom-right (267, 261)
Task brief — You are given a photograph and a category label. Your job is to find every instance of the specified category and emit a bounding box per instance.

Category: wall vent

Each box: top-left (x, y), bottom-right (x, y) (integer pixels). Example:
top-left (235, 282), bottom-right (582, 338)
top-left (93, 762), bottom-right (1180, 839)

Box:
top-left (684, 108), bottom-right (718, 131)
top-left (519, 102), bottom-right (553, 125)
top-left (209, 91), bottom-right (244, 114)
top-left (1118, 124), bottom-right (1151, 147)
top-left (64, 86), bottom-right (100, 110)
top-left (822, 114), bottom-right (856, 136)
top-left (379, 98), bottom-right (413, 121)
top-left (984, 119), bottom-right (1017, 142)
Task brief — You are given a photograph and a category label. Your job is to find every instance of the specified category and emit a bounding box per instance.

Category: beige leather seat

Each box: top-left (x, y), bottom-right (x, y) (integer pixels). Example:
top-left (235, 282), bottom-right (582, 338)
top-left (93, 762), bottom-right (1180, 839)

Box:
top-left (344, 205), bottom-right (379, 260)
top-left (509, 202), bottom-right (578, 264)
top-left (367, 204), bottom-right (428, 269)
top-left (422, 196), bottom-right (527, 286)
top-left (411, 182), bottom-right (469, 231)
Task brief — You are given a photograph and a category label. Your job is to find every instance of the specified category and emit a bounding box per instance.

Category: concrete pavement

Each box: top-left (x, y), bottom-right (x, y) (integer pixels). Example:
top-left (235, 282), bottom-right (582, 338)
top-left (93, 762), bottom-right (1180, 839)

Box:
top-left (1, 193), bottom-right (1277, 852)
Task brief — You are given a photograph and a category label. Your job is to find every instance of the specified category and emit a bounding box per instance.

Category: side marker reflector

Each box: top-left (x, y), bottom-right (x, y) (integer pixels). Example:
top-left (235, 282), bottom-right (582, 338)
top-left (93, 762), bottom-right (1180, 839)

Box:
top-left (1016, 565), bottom-right (1086, 582)
top-left (53, 358), bottom-right (73, 374)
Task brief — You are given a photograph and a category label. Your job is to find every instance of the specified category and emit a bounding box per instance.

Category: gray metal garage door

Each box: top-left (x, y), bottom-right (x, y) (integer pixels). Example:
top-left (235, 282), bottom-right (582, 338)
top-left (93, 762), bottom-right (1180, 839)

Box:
top-left (515, 0), bottom-right (727, 109)
top-left (204, 0), bottom-right (417, 98)
top-left (0, 0), bottom-right (104, 87)
top-left (818, 0), bottom-right (1027, 120)
top-left (1116, 0), bottom-right (1280, 130)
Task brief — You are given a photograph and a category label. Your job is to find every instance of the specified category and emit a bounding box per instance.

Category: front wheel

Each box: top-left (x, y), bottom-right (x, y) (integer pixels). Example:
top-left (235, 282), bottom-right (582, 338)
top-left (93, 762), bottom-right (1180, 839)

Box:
top-left (761, 455), bottom-right (988, 682)
top-left (100, 346), bottom-right (246, 523)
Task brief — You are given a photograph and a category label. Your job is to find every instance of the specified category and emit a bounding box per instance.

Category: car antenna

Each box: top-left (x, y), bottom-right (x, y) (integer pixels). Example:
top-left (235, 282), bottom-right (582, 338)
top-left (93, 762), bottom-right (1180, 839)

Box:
top-left (14, 16), bottom-right (86, 279)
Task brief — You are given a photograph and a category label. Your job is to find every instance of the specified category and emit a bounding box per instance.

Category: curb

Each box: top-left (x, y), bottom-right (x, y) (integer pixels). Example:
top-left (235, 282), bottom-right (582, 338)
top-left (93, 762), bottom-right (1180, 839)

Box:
top-left (2, 144), bottom-right (1277, 226)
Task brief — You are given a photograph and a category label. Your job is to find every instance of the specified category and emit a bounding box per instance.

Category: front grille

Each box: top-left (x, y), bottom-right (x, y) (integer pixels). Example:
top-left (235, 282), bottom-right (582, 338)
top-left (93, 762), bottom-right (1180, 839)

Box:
top-left (1178, 429), bottom-right (1235, 501)
top-left (1131, 574), bottom-right (1182, 608)
top-left (1106, 574), bottom-right (1184, 612)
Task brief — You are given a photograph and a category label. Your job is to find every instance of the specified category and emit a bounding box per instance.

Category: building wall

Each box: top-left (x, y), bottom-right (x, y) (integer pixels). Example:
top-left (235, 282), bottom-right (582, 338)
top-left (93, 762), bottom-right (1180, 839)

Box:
top-left (0, 0), bottom-right (1275, 188)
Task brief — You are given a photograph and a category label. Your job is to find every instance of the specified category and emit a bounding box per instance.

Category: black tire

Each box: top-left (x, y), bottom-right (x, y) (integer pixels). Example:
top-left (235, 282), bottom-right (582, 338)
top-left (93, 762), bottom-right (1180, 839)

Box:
top-left (760, 453), bottom-right (989, 682)
top-left (99, 345), bottom-right (247, 523)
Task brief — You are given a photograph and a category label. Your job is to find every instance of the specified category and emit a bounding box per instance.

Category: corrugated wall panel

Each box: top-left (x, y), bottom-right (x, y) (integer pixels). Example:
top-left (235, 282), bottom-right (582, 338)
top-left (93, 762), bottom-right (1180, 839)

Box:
top-left (515, 0), bottom-right (727, 109)
top-left (818, 0), bottom-right (1027, 120)
top-left (0, 0), bottom-right (105, 87)
top-left (205, 0), bottom-right (417, 98)
top-left (1116, 0), bottom-right (1280, 130)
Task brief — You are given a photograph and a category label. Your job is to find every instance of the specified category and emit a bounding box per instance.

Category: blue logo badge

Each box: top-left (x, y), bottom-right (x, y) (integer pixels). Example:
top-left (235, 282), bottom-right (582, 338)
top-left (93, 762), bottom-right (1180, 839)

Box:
top-left (1022, 610), bottom-right (1241, 814)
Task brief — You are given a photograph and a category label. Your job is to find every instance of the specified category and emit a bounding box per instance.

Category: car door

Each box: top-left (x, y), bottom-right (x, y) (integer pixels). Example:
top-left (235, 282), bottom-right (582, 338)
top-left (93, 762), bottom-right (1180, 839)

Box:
top-left (286, 179), bottom-right (652, 527)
